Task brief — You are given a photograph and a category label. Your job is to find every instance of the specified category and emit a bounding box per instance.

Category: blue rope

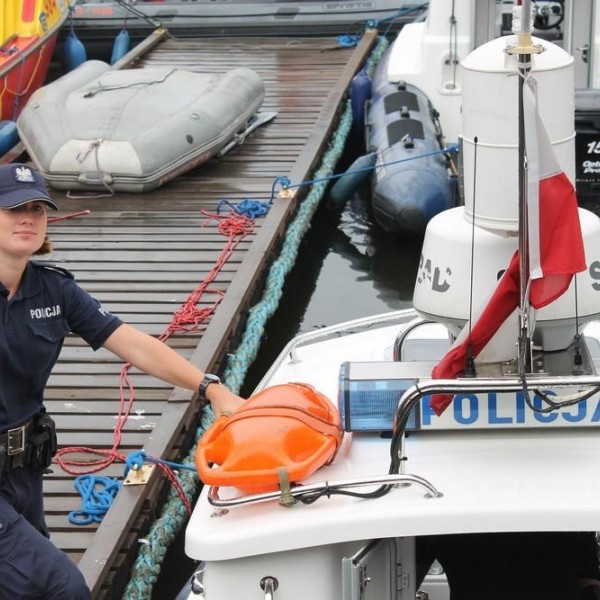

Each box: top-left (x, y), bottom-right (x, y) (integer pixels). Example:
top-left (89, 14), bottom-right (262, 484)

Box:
top-left (213, 178), bottom-right (292, 219)
top-left (270, 176), bottom-right (291, 204)
top-left (211, 115), bottom-right (459, 222)
top-left (124, 450), bottom-right (146, 473)
top-left (216, 198), bottom-right (270, 219)
top-left (335, 34), bottom-right (361, 48)
top-left (69, 475), bottom-right (122, 525)
top-left (214, 178), bottom-right (293, 219)
top-left (125, 450), bottom-right (197, 474)
top-left (284, 144), bottom-right (459, 190)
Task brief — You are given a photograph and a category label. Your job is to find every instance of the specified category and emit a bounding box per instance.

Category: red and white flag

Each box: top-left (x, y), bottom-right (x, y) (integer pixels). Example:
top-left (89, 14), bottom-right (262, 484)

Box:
top-left (429, 78), bottom-right (586, 416)
top-left (524, 81), bottom-right (586, 305)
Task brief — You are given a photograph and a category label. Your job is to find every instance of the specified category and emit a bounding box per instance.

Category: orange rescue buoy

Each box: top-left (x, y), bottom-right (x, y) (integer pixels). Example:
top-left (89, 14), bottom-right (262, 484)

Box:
top-left (196, 382), bottom-right (343, 493)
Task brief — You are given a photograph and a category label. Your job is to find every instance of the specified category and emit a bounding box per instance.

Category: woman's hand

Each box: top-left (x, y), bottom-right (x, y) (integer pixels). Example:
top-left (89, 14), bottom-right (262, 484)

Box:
top-left (206, 383), bottom-right (246, 417)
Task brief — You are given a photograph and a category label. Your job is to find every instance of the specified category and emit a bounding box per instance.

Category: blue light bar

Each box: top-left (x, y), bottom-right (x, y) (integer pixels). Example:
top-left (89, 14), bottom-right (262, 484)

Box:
top-left (338, 361), bottom-right (436, 432)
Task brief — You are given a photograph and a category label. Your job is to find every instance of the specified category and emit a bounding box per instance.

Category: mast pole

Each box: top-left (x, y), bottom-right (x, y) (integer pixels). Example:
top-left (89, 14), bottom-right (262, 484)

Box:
top-left (512, 0), bottom-right (538, 373)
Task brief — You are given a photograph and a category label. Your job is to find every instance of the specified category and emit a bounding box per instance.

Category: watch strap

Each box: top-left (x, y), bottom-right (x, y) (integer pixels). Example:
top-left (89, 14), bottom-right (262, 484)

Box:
top-left (198, 374), bottom-right (221, 400)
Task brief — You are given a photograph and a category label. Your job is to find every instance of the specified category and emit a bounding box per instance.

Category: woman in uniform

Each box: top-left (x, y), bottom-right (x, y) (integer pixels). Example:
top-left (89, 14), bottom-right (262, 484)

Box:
top-left (0, 163), bottom-right (244, 598)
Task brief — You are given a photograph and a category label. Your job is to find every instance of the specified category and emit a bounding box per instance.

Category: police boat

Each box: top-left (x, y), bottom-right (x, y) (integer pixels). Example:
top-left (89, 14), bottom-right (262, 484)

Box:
top-left (181, 4), bottom-right (600, 599)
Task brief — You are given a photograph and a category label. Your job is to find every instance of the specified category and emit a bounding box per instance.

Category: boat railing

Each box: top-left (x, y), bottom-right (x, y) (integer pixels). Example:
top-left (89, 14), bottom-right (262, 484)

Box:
top-left (392, 316), bottom-right (436, 360)
top-left (207, 472), bottom-right (442, 509)
top-left (256, 309), bottom-right (418, 390)
top-left (393, 375), bottom-right (600, 473)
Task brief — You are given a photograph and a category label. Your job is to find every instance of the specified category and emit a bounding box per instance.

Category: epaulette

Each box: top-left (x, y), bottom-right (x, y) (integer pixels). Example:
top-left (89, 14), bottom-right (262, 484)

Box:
top-left (31, 261), bottom-right (75, 279)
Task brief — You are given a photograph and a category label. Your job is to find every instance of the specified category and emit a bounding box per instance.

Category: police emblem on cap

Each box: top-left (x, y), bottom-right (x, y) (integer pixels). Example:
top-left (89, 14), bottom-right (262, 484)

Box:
top-left (14, 166), bottom-right (35, 183)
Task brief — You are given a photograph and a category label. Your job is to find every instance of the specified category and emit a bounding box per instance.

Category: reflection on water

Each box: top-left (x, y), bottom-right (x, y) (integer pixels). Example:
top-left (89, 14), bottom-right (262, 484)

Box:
top-left (303, 191), bottom-right (421, 329)
top-left (241, 182), bottom-right (423, 396)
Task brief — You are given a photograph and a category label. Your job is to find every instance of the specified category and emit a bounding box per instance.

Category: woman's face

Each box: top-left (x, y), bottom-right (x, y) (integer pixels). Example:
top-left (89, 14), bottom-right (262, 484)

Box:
top-left (0, 200), bottom-right (48, 259)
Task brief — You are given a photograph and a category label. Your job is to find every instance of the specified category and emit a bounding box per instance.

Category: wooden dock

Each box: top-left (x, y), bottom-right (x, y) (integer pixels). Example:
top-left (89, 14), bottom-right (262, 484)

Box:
top-left (13, 29), bottom-right (379, 597)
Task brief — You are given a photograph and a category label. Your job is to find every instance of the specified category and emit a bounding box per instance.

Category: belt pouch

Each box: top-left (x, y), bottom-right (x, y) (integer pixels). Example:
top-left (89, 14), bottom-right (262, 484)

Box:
top-left (29, 413), bottom-right (57, 472)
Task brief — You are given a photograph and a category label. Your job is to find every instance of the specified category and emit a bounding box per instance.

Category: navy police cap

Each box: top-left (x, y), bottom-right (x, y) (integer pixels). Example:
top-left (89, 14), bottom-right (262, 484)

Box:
top-left (0, 163), bottom-right (59, 210)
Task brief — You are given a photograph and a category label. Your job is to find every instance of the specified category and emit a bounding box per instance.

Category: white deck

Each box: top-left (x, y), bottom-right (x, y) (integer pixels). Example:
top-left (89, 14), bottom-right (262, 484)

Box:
top-left (186, 312), bottom-right (600, 562)
top-left (187, 428), bottom-right (600, 561)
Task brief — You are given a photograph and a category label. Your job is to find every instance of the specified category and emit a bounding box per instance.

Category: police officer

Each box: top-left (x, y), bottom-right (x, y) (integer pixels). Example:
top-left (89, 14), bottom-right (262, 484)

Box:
top-left (0, 163), bottom-right (244, 598)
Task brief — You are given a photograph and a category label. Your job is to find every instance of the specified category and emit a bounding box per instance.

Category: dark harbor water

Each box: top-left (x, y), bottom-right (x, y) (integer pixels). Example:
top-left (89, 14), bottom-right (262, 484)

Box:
top-left (241, 182), bottom-right (423, 395)
top-left (153, 179), bottom-right (423, 598)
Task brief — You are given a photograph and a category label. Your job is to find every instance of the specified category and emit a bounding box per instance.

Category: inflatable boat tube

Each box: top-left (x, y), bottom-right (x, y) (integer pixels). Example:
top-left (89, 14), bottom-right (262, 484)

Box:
top-left (17, 60), bottom-right (265, 193)
top-left (366, 49), bottom-right (455, 235)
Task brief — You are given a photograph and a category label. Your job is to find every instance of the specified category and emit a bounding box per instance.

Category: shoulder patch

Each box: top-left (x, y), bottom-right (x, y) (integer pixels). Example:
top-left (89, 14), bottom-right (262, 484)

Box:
top-left (31, 261), bottom-right (75, 279)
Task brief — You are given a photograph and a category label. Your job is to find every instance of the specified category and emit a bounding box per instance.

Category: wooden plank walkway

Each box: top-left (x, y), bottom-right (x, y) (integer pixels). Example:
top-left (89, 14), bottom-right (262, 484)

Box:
top-left (23, 29), bottom-right (379, 597)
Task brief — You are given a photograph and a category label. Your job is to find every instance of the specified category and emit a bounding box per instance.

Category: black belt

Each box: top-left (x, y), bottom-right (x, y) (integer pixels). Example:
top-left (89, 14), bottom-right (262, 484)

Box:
top-left (0, 415), bottom-right (56, 478)
top-left (0, 421), bottom-right (33, 456)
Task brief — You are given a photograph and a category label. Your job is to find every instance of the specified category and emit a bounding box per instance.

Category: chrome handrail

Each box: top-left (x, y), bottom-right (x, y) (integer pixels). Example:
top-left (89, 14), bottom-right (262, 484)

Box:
top-left (393, 375), bottom-right (600, 472)
top-left (255, 309), bottom-right (417, 391)
top-left (208, 473), bottom-right (442, 508)
top-left (392, 317), bottom-right (436, 360)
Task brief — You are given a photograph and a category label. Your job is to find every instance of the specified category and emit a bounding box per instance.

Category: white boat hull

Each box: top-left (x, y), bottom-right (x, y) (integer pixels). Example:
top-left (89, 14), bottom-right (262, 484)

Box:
top-left (184, 312), bottom-right (600, 598)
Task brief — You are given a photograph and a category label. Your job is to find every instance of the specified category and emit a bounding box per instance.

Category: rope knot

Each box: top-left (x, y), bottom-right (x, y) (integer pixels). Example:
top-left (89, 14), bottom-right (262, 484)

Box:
top-left (125, 450), bottom-right (147, 474)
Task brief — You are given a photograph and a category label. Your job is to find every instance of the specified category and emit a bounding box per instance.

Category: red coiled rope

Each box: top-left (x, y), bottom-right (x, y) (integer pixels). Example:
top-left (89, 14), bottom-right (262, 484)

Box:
top-left (55, 210), bottom-right (255, 477)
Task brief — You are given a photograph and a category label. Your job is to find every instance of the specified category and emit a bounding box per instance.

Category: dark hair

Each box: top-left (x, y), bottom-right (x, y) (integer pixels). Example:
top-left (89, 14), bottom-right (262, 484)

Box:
top-left (33, 235), bottom-right (52, 255)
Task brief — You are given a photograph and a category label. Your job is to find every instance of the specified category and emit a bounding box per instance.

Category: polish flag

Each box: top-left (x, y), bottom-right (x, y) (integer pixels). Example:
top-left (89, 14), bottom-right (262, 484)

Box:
top-left (429, 78), bottom-right (586, 416)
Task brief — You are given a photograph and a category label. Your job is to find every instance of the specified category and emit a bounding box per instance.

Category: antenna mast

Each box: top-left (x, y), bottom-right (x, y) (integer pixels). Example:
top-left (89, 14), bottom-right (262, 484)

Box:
top-left (507, 0), bottom-right (543, 373)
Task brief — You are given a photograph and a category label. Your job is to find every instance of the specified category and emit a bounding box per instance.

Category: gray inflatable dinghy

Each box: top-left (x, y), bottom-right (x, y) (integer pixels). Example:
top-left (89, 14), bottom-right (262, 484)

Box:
top-left (17, 60), bottom-right (266, 192)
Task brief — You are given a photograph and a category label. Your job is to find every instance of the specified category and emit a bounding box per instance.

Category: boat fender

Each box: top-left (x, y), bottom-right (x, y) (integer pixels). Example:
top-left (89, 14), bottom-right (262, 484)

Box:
top-left (0, 120), bottom-right (19, 156)
top-left (196, 382), bottom-right (343, 493)
top-left (327, 151), bottom-right (377, 208)
top-left (351, 68), bottom-right (372, 138)
top-left (110, 30), bottom-right (131, 65)
top-left (63, 30), bottom-right (87, 73)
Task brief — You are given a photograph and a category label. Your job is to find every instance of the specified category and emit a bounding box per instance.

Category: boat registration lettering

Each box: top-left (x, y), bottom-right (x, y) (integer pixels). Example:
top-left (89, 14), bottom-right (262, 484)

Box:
top-left (323, 2), bottom-right (376, 11)
top-left (591, 261), bottom-right (600, 291)
top-left (417, 254), bottom-right (451, 293)
top-left (419, 391), bottom-right (600, 429)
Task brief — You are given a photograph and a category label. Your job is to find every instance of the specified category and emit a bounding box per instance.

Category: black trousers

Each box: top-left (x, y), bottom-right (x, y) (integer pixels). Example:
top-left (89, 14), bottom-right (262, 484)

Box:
top-left (0, 467), bottom-right (90, 599)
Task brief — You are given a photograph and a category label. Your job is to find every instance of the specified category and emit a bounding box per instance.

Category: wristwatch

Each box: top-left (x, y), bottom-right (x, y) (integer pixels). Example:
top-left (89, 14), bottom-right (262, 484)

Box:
top-left (198, 373), bottom-right (221, 400)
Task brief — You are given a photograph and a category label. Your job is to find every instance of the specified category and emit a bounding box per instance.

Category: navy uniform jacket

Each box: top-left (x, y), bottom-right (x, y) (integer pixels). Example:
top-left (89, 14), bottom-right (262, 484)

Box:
top-left (0, 261), bottom-right (123, 430)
